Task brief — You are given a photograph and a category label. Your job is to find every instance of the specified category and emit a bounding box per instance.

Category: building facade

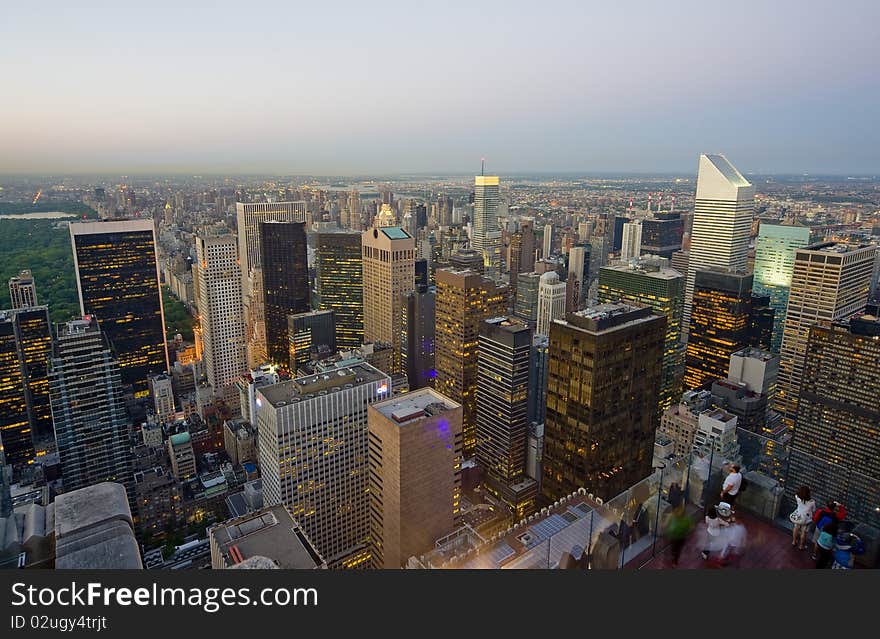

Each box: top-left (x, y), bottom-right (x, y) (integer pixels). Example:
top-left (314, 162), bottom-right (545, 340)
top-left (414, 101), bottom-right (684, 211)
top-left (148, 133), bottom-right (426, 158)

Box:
top-left (260, 221), bottom-right (309, 366)
top-left (315, 231), bottom-right (363, 349)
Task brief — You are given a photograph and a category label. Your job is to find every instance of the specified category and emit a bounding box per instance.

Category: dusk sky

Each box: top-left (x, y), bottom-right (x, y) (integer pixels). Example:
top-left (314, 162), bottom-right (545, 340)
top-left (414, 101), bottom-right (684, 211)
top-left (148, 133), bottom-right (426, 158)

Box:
top-left (2, 1), bottom-right (878, 175)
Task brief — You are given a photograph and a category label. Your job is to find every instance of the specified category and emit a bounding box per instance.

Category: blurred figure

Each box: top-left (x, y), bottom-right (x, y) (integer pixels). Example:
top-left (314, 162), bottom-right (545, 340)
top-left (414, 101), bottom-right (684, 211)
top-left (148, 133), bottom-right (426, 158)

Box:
top-left (701, 505), bottom-right (729, 561)
top-left (789, 485), bottom-right (816, 550)
top-left (722, 520), bottom-right (748, 563)
top-left (811, 500), bottom-right (847, 560)
top-left (663, 503), bottom-right (693, 567)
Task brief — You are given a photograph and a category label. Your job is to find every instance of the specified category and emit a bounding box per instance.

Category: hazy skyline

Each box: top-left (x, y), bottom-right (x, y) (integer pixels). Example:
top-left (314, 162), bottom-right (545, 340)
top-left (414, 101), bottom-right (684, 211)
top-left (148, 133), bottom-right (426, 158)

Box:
top-left (2, 1), bottom-right (878, 175)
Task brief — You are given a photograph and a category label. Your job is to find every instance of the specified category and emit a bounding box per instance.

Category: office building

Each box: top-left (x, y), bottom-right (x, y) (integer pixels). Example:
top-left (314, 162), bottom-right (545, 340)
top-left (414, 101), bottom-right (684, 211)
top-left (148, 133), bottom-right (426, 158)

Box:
top-left (149, 373), bottom-right (175, 422)
top-left (209, 504), bottom-right (326, 569)
top-left (235, 365), bottom-right (282, 425)
top-left (256, 361), bottom-right (391, 568)
top-left (449, 248), bottom-right (484, 274)
top-left (786, 314), bottom-right (880, 528)
top-left (685, 268), bottom-right (769, 391)
top-left (260, 221), bottom-right (309, 366)
top-left (236, 201), bottom-right (307, 368)
top-left (542, 304), bottom-right (665, 501)
top-left (401, 285), bottom-right (435, 391)
top-left (683, 154), bottom-right (754, 334)
top-left (752, 224), bottom-right (812, 352)
top-left (362, 227), bottom-right (415, 374)
top-left (527, 334), bottom-right (549, 426)
top-left (167, 431), bottom-right (196, 480)
top-left (69, 220), bottom-right (168, 396)
top-left (288, 310), bottom-right (336, 372)
top-left (367, 389), bottom-right (463, 568)
top-left (514, 272), bottom-right (541, 328)
top-left (542, 224), bottom-right (553, 259)
top-left (223, 418), bottom-right (258, 467)
top-left (641, 213), bottom-right (683, 259)
top-left (598, 257), bottom-right (684, 412)
top-left (434, 268), bottom-right (507, 457)
top-left (692, 407), bottom-right (740, 461)
top-left (315, 231), bottom-right (363, 350)
top-left (536, 271), bottom-right (567, 337)
top-left (476, 317), bottom-right (536, 517)
top-left (776, 242), bottom-right (876, 429)
top-left (566, 244), bottom-right (590, 311)
top-left (0, 306), bottom-right (52, 465)
top-left (620, 220), bottom-right (642, 261)
top-left (472, 175), bottom-right (501, 276)
top-left (196, 231), bottom-right (246, 406)
top-left (8, 270), bottom-right (37, 309)
top-left (48, 316), bottom-right (131, 494)
top-left (658, 390), bottom-right (713, 457)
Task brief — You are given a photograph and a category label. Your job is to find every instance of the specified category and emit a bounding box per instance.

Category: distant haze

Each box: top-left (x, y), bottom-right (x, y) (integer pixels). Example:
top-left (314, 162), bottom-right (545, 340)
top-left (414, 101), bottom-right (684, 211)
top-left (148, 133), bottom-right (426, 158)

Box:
top-left (2, 1), bottom-right (878, 175)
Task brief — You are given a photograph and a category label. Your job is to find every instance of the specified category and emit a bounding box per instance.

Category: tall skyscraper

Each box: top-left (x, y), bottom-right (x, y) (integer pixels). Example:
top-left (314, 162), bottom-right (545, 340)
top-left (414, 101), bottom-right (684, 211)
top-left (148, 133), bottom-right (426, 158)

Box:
top-left (641, 213), bottom-right (683, 259)
top-left (434, 268), bottom-right (507, 457)
top-left (196, 230), bottom-right (246, 405)
top-left (472, 175), bottom-right (501, 276)
top-left (598, 257), bottom-right (685, 412)
top-left (235, 201), bottom-right (307, 367)
top-left (620, 220), bottom-right (643, 261)
top-left (315, 231), bottom-right (363, 350)
top-left (69, 220), bottom-right (168, 396)
top-left (367, 389), bottom-right (462, 568)
top-left (8, 270), bottom-right (37, 309)
top-left (362, 227), bottom-right (415, 373)
top-left (685, 268), bottom-right (765, 391)
top-left (566, 244), bottom-right (590, 311)
top-left (288, 310), bottom-right (336, 371)
top-left (345, 189), bottom-right (361, 230)
top-left (541, 304), bottom-right (665, 501)
top-left (776, 242), bottom-right (876, 429)
top-left (542, 224), bottom-right (553, 259)
top-left (536, 271), bottom-right (567, 337)
top-left (260, 221), bottom-right (309, 366)
top-left (256, 360), bottom-right (391, 568)
top-left (786, 313), bottom-right (880, 528)
top-left (400, 285), bottom-right (435, 391)
top-left (49, 316), bottom-right (132, 494)
top-left (0, 312), bottom-right (31, 466)
top-left (752, 224), bottom-right (812, 352)
top-left (476, 317), bottom-right (536, 517)
top-left (683, 154), bottom-right (754, 334)
top-left (527, 334), bottom-right (549, 426)
top-left (514, 272), bottom-right (541, 328)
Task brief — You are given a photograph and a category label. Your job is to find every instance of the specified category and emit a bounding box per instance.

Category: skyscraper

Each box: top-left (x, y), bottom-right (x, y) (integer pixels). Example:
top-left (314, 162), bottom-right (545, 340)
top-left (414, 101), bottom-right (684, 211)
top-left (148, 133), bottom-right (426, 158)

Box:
top-left (476, 317), bottom-right (536, 517)
top-left (566, 244), bottom-right (590, 311)
top-left (400, 285), bottom-right (435, 391)
top-left (8, 270), bottom-right (37, 309)
top-left (288, 310), bottom-right (336, 372)
top-left (527, 334), bottom-right (549, 426)
top-left (752, 224), bottom-right (812, 352)
top-left (472, 175), bottom-right (501, 276)
top-left (235, 201), bottom-right (307, 367)
top-left (620, 220), bottom-right (643, 261)
top-left (685, 268), bottom-right (761, 391)
top-left (598, 257), bottom-right (685, 412)
top-left (514, 272), bottom-right (541, 328)
top-left (362, 227), bottom-right (415, 374)
top-left (49, 316), bottom-right (131, 494)
top-left (541, 304), bottom-right (665, 501)
top-left (434, 268), bottom-right (507, 457)
top-left (776, 242), bottom-right (876, 429)
top-left (536, 271), bottom-right (567, 337)
top-left (196, 230), bottom-right (246, 405)
top-left (69, 220), bottom-right (168, 396)
top-left (683, 154), bottom-right (754, 334)
top-left (260, 221), bottom-right (309, 366)
top-left (786, 314), bottom-right (880, 528)
top-left (641, 213), bottom-right (683, 259)
top-left (0, 311), bottom-right (31, 465)
top-left (256, 360), bottom-right (391, 568)
top-left (367, 389), bottom-right (462, 568)
top-left (315, 231), bottom-right (363, 350)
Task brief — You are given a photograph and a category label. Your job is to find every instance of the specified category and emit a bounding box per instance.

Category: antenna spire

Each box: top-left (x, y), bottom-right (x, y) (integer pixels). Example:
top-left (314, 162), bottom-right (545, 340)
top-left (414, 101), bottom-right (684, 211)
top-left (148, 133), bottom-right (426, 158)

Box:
top-left (481, 157), bottom-right (485, 176)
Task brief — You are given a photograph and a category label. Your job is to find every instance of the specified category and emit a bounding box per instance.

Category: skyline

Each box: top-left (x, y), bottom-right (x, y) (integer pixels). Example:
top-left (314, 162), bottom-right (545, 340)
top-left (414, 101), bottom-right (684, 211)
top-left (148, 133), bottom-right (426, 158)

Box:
top-left (1, 1), bottom-right (879, 175)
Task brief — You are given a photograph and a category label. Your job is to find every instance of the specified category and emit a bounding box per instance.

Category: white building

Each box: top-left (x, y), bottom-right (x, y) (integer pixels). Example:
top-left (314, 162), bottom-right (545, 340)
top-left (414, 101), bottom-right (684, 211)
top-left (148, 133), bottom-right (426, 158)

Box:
top-left (195, 230), bottom-right (246, 406)
top-left (683, 154), bottom-right (754, 334)
top-left (536, 271), bottom-right (567, 337)
top-left (149, 374), bottom-right (175, 423)
top-left (620, 220), bottom-right (643, 261)
top-left (256, 360), bottom-right (391, 569)
top-left (472, 175), bottom-right (501, 277)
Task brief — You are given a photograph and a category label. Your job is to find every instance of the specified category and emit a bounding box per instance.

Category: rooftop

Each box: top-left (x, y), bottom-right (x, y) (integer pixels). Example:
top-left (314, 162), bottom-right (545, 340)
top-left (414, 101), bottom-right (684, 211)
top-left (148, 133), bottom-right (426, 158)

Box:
top-left (731, 346), bottom-right (776, 362)
top-left (258, 362), bottom-right (387, 409)
top-left (210, 504), bottom-right (325, 569)
top-left (379, 226), bottom-right (411, 240)
top-left (556, 303), bottom-right (659, 334)
top-left (372, 388), bottom-right (460, 425)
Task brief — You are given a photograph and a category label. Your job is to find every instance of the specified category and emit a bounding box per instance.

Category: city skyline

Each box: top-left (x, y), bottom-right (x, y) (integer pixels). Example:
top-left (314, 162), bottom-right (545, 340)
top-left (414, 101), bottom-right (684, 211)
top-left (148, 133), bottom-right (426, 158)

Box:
top-left (2, 1), bottom-right (879, 175)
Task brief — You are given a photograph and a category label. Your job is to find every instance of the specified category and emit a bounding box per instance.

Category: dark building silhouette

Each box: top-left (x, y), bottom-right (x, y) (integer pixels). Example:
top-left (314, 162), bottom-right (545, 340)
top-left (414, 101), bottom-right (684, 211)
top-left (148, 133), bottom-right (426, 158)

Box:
top-left (261, 221), bottom-right (309, 366)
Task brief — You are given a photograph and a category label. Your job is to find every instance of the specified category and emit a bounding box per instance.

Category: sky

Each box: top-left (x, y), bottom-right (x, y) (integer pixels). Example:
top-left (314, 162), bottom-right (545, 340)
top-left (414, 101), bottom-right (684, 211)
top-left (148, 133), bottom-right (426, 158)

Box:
top-left (1, 0), bottom-right (878, 175)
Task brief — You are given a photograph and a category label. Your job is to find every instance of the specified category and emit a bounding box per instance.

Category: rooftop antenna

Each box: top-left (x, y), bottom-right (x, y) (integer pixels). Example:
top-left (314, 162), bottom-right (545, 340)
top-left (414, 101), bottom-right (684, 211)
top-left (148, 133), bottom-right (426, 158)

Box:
top-left (481, 158), bottom-right (485, 176)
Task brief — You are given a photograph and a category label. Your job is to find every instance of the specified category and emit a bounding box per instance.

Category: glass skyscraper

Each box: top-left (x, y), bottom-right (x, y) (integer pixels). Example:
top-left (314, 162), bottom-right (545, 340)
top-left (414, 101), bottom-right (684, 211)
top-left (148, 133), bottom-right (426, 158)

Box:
top-left (752, 224), bottom-right (811, 352)
top-left (316, 231), bottom-right (363, 349)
